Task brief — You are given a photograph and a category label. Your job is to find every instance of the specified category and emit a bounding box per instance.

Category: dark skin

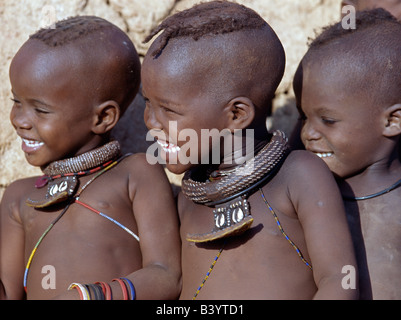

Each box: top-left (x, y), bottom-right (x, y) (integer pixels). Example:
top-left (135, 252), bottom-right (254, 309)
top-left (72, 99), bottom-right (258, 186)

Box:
top-left (0, 36), bottom-right (181, 300)
top-left (298, 54), bottom-right (401, 299)
top-left (292, 1), bottom-right (401, 151)
top-left (292, 11), bottom-right (401, 298)
top-left (142, 31), bottom-right (358, 299)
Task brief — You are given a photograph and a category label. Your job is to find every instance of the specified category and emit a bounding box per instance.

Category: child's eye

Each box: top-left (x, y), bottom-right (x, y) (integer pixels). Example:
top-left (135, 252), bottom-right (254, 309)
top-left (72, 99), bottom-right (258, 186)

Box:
top-left (10, 98), bottom-right (20, 104)
top-left (321, 117), bottom-right (337, 125)
top-left (161, 106), bottom-right (175, 114)
top-left (34, 108), bottom-right (50, 114)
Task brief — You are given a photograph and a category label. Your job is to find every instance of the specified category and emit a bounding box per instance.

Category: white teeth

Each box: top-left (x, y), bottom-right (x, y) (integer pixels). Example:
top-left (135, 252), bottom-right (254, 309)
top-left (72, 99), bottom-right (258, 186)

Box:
top-left (157, 140), bottom-right (180, 153)
top-left (22, 138), bottom-right (44, 148)
top-left (315, 152), bottom-right (333, 158)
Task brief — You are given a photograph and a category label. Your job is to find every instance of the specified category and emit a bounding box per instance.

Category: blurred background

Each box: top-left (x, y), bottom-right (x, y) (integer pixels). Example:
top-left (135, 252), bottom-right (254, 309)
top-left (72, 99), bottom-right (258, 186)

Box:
top-left (0, 0), bottom-right (343, 197)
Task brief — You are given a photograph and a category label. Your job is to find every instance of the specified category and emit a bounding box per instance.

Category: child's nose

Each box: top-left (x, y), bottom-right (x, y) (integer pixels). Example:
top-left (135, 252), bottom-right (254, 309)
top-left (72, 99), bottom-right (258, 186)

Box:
top-left (144, 105), bottom-right (162, 130)
top-left (301, 121), bottom-right (321, 142)
top-left (10, 105), bottom-right (31, 131)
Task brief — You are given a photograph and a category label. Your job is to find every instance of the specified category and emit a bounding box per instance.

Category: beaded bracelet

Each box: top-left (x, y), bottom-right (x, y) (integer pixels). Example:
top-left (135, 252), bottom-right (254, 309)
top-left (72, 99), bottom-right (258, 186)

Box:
top-left (120, 277), bottom-right (136, 300)
top-left (68, 282), bottom-right (90, 300)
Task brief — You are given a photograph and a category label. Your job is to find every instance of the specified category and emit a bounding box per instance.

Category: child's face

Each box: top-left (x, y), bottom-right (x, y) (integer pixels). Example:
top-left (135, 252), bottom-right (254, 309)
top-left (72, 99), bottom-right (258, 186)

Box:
top-left (299, 62), bottom-right (384, 179)
top-left (9, 40), bottom-right (96, 169)
top-left (141, 51), bottom-right (230, 174)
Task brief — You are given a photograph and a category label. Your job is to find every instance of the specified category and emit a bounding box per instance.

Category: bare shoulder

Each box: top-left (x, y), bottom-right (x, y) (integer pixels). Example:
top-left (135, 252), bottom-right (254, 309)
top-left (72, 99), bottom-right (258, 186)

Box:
top-left (118, 153), bottom-right (171, 192)
top-left (279, 150), bottom-right (339, 199)
top-left (283, 150), bottom-right (329, 172)
top-left (119, 153), bottom-right (166, 178)
top-left (280, 150), bottom-right (333, 181)
top-left (1, 177), bottom-right (38, 222)
top-left (2, 176), bottom-right (38, 202)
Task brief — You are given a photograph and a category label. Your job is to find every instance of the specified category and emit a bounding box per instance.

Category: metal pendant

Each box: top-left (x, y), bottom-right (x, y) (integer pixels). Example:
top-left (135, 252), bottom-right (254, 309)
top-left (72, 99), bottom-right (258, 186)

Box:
top-left (186, 196), bottom-right (253, 242)
top-left (26, 176), bottom-right (78, 208)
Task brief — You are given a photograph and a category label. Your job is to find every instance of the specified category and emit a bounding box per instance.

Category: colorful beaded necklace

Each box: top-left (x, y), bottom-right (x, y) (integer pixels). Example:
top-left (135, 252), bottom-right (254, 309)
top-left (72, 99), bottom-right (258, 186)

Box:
top-left (23, 152), bottom-right (138, 293)
top-left (192, 189), bottom-right (313, 299)
top-left (259, 188), bottom-right (312, 270)
top-left (190, 132), bottom-right (312, 298)
top-left (193, 242), bottom-right (226, 300)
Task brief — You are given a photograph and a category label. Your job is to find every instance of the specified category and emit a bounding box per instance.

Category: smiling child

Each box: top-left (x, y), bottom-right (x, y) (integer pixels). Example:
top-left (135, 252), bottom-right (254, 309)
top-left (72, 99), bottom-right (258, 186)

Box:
top-left (0, 16), bottom-right (181, 300)
top-left (295, 8), bottom-right (401, 299)
top-left (142, 0), bottom-right (357, 299)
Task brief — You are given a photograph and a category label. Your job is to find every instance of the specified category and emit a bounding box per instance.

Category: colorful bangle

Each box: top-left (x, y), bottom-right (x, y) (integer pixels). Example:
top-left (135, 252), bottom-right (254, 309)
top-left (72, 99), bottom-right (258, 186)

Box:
top-left (83, 284), bottom-right (92, 300)
top-left (68, 282), bottom-right (90, 300)
top-left (112, 278), bottom-right (129, 300)
top-left (86, 283), bottom-right (105, 300)
top-left (95, 281), bottom-right (113, 300)
top-left (120, 277), bottom-right (136, 300)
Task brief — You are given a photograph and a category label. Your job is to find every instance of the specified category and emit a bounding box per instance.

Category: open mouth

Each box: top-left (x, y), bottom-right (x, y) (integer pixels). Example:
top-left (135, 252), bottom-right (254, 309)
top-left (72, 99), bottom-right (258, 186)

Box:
top-left (21, 138), bottom-right (44, 152)
top-left (156, 140), bottom-right (181, 153)
top-left (22, 138), bottom-right (44, 148)
top-left (314, 152), bottom-right (333, 158)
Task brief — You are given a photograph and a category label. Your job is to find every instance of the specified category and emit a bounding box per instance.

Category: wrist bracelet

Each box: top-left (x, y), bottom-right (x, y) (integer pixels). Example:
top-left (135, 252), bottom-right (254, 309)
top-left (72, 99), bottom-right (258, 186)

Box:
top-left (112, 278), bottom-right (129, 300)
top-left (68, 282), bottom-right (90, 300)
top-left (120, 277), bottom-right (136, 300)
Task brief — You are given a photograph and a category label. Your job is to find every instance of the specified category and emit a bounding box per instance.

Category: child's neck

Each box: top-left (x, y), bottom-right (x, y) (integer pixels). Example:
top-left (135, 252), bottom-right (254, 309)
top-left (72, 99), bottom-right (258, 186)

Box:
top-left (219, 125), bottom-right (271, 170)
top-left (339, 148), bottom-right (401, 199)
top-left (41, 140), bottom-right (120, 176)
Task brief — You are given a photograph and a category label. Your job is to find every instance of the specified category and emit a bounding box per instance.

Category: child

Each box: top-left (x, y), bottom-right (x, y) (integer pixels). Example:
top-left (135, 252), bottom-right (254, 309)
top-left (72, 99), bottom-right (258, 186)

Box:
top-left (289, 0), bottom-right (401, 150)
top-left (0, 16), bottom-right (181, 300)
top-left (294, 8), bottom-right (401, 299)
top-left (142, 1), bottom-right (357, 299)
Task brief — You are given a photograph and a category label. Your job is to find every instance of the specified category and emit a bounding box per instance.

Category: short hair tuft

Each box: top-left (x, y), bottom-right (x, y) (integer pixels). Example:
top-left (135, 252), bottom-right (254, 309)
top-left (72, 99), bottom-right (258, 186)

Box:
top-left (143, 0), bottom-right (267, 57)
top-left (30, 15), bottom-right (116, 47)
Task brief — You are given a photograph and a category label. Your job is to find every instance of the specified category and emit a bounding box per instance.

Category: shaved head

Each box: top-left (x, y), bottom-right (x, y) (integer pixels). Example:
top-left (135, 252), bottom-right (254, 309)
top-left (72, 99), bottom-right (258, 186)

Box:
top-left (26, 15), bottom-right (141, 114)
top-left (302, 8), bottom-right (401, 108)
top-left (143, 1), bottom-right (285, 118)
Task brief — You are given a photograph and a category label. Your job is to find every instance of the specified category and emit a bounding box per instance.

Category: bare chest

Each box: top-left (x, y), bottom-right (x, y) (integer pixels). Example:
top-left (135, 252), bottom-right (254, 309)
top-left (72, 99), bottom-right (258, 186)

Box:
top-left (20, 181), bottom-right (140, 299)
top-left (179, 195), bottom-right (315, 299)
top-left (345, 194), bottom-right (401, 299)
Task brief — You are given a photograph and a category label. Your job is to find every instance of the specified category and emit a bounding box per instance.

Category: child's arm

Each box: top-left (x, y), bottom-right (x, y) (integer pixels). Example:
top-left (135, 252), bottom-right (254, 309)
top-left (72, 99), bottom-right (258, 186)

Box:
top-left (118, 154), bottom-right (181, 299)
top-left (287, 151), bottom-right (358, 299)
top-left (53, 154), bottom-right (181, 300)
top-left (0, 180), bottom-right (27, 300)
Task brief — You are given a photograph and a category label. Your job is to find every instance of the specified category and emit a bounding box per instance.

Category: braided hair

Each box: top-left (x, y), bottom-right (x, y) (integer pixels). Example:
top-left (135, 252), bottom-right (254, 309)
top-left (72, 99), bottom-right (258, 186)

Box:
top-left (144, 0), bottom-right (267, 57)
top-left (30, 15), bottom-right (117, 47)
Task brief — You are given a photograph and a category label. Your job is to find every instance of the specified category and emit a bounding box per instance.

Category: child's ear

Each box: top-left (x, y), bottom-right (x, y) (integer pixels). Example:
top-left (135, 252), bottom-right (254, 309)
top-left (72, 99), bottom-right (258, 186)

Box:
top-left (92, 100), bottom-right (121, 134)
top-left (383, 103), bottom-right (401, 137)
top-left (224, 97), bottom-right (255, 131)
